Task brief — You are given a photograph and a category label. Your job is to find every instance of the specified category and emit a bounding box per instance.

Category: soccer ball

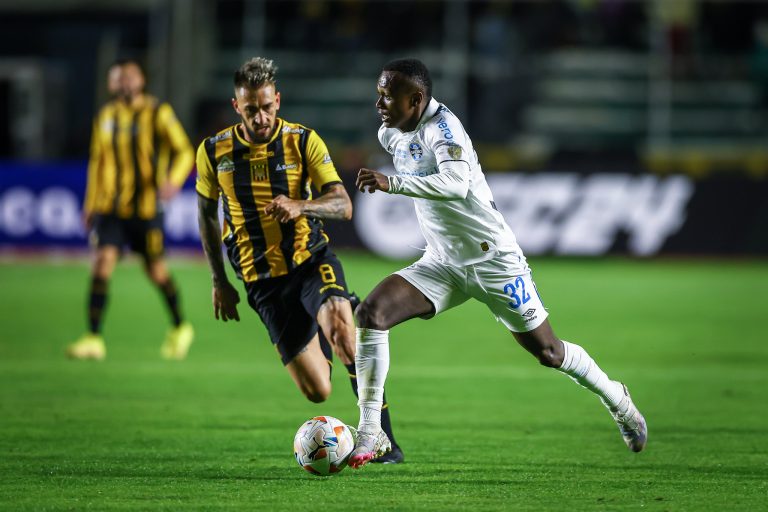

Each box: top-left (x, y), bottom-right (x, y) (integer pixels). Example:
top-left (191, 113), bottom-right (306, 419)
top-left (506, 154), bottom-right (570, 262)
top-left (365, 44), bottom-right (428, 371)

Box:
top-left (293, 416), bottom-right (355, 476)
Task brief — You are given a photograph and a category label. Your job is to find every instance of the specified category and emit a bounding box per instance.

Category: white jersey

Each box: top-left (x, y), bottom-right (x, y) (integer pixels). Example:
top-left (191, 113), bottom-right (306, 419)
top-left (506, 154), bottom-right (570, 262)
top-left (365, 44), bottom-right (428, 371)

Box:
top-left (380, 98), bottom-right (522, 266)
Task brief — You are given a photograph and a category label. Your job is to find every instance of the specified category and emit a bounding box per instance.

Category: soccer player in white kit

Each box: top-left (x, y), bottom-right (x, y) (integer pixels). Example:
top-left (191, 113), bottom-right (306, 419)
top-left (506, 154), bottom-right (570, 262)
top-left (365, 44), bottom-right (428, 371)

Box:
top-left (347, 59), bottom-right (647, 468)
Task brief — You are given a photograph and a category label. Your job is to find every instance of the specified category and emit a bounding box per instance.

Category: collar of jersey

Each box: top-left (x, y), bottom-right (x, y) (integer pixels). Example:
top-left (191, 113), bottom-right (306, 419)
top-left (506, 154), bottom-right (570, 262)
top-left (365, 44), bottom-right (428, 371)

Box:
top-left (234, 118), bottom-right (284, 146)
top-left (113, 94), bottom-right (153, 112)
top-left (409, 97), bottom-right (440, 133)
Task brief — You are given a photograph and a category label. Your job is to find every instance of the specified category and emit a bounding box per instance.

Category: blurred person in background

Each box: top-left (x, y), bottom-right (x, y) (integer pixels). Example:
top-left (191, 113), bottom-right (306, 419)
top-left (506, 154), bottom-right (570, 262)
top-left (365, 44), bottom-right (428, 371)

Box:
top-left (195, 57), bottom-right (403, 463)
top-left (348, 58), bottom-right (646, 467)
top-left (67, 58), bottom-right (195, 361)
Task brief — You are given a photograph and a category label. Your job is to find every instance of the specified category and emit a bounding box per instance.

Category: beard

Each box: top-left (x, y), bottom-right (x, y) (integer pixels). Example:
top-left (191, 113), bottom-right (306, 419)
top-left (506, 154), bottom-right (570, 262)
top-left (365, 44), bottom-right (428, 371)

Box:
top-left (244, 122), bottom-right (273, 143)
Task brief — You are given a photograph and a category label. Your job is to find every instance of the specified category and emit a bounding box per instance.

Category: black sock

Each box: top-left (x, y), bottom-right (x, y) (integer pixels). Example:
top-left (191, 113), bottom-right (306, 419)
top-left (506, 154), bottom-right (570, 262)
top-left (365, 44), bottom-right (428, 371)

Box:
top-left (318, 329), bottom-right (334, 376)
top-left (88, 277), bottom-right (108, 334)
top-left (158, 277), bottom-right (182, 327)
top-left (344, 362), bottom-right (399, 449)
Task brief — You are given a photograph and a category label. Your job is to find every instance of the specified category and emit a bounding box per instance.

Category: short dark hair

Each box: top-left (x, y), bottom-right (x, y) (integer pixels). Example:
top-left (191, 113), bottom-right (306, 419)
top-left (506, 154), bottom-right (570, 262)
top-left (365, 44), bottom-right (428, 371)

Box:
top-left (382, 58), bottom-right (432, 98)
top-left (234, 57), bottom-right (278, 89)
top-left (110, 58), bottom-right (145, 75)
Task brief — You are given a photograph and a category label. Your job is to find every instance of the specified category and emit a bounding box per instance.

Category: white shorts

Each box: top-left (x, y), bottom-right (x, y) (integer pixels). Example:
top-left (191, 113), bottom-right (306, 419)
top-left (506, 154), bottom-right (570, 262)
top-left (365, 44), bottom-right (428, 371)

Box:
top-left (394, 251), bottom-right (549, 333)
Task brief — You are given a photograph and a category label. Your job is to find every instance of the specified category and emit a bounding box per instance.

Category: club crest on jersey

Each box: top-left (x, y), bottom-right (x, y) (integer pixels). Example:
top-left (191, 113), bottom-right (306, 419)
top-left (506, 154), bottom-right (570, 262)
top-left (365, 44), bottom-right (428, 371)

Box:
top-left (409, 143), bottom-right (423, 161)
top-left (216, 155), bottom-right (235, 173)
top-left (447, 144), bottom-right (463, 160)
top-left (251, 161), bottom-right (268, 181)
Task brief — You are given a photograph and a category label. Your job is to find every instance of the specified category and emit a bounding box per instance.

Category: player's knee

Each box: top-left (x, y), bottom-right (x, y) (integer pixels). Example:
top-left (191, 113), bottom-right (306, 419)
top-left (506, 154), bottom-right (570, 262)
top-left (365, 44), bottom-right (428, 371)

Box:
top-left (93, 267), bottom-right (111, 281)
top-left (302, 381), bottom-right (332, 403)
top-left (146, 266), bottom-right (167, 285)
top-left (93, 254), bottom-right (116, 278)
top-left (354, 300), bottom-right (389, 330)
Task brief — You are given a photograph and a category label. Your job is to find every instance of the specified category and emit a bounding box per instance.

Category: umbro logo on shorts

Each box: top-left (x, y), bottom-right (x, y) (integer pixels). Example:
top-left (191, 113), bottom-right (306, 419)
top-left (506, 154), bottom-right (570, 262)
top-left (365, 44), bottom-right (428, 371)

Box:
top-left (522, 308), bottom-right (537, 319)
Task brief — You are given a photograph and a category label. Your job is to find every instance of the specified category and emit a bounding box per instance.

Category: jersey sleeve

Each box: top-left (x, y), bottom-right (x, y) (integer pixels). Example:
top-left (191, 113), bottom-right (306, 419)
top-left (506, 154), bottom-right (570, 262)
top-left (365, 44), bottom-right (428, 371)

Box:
top-left (157, 103), bottom-right (195, 187)
top-left (386, 116), bottom-right (471, 200)
top-left (424, 115), bottom-right (471, 172)
top-left (304, 130), bottom-right (342, 190)
top-left (195, 140), bottom-right (219, 200)
top-left (83, 115), bottom-right (103, 213)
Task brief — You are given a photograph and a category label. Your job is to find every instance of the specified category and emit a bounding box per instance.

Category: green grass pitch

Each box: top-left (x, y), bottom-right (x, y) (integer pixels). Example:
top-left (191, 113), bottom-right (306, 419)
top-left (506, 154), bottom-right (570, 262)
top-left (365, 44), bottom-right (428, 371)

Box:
top-left (1, 253), bottom-right (767, 510)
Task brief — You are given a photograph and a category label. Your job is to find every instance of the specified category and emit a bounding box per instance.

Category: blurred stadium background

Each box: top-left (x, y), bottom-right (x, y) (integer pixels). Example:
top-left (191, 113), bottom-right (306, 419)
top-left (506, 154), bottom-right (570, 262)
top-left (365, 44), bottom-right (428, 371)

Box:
top-left (1, 1), bottom-right (768, 510)
top-left (1, 0), bottom-right (767, 256)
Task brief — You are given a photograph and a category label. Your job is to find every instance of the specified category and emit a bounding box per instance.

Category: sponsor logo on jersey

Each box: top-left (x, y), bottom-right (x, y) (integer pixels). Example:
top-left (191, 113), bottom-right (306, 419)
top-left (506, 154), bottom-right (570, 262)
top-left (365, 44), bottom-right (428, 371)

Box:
top-left (436, 116), bottom-right (454, 140)
top-left (400, 167), bottom-right (438, 177)
top-left (216, 155), bottom-right (235, 173)
top-left (409, 143), bottom-right (423, 160)
top-left (322, 153), bottom-right (332, 164)
top-left (394, 147), bottom-right (410, 159)
top-left (447, 144), bottom-right (462, 160)
top-left (211, 130), bottom-right (233, 143)
top-left (274, 163), bottom-right (298, 172)
top-left (282, 126), bottom-right (306, 134)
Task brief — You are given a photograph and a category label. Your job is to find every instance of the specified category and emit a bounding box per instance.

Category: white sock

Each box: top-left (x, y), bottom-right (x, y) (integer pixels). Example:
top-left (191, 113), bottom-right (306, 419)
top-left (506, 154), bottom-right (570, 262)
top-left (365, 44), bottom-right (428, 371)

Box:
top-left (557, 340), bottom-right (626, 411)
top-left (355, 328), bottom-right (390, 434)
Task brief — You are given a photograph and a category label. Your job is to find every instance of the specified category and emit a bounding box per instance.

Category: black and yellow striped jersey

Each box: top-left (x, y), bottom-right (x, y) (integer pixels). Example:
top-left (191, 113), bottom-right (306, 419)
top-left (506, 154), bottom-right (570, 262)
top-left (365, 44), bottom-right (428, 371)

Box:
top-left (195, 119), bottom-right (342, 282)
top-left (84, 95), bottom-right (194, 219)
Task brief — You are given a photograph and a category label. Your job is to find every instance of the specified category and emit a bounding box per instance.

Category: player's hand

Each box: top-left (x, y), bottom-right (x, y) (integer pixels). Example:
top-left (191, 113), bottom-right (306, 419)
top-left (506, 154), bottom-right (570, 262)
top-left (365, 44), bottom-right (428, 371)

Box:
top-left (159, 183), bottom-right (181, 201)
top-left (265, 195), bottom-right (303, 223)
top-left (356, 168), bottom-right (389, 193)
top-left (82, 211), bottom-right (94, 231)
top-left (212, 281), bottom-right (240, 322)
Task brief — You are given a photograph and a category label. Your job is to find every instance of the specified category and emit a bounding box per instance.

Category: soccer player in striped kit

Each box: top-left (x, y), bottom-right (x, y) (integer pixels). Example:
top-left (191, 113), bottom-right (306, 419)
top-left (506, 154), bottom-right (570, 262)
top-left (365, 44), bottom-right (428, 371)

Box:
top-left (67, 59), bottom-right (195, 361)
top-left (196, 57), bottom-right (403, 463)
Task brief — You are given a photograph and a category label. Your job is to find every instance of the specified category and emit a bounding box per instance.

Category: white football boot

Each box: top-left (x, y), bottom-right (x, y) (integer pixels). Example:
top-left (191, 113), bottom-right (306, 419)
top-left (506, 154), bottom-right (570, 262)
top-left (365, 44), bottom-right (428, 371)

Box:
top-left (608, 383), bottom-right (648, 452)
top-left (348, 430), bottom-right (392, 469)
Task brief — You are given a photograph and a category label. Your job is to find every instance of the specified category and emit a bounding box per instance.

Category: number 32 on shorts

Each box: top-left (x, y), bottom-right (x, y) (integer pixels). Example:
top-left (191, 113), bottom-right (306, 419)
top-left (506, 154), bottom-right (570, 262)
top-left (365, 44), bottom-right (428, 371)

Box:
top-left (503, 276), bottom-right (531, 309)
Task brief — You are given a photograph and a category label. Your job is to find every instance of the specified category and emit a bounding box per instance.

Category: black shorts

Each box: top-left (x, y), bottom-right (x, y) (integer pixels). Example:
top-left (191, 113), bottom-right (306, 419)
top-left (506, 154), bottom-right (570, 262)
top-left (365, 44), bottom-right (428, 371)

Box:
top-left (92, 214), bottom-right (165, 260)
top-left (245, 246), bottom-right (350, 365)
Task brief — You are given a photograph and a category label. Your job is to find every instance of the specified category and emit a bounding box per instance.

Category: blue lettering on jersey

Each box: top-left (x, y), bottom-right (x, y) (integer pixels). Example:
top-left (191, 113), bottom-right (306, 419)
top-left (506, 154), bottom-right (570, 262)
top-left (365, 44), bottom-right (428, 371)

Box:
top-left (436, 116), bottom-right (454, 140)
top-left (400, 167), bottom-right (438, 177)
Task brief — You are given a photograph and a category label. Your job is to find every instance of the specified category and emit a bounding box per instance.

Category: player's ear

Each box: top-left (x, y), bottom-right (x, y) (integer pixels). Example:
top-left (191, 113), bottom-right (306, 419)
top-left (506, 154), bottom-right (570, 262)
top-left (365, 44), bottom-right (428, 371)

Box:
top-left (230, 98), bottom-right (240, 115)
top-left (274, 91), bottom-right (281, 111)
top-left (411, 91), bottom-right (423, 107)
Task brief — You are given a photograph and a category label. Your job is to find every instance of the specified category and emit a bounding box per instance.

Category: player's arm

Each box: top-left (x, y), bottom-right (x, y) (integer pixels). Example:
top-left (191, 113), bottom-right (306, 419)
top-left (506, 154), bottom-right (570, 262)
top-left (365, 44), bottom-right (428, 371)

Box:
top-left (265, 183), bottom-right (351, 223)
top-left (387, 158), bottom-right (469, 200)
top-left (195, 142), bottom-right (240, 322)
top-left (359, 122), bottom-right (471, 200)
top-left (158, 103), bottom-right (195, 200)
top-left (82, 117), bottom-right (103, 229)
top-left (357, 162), bottom-right (468, 200)
top-left (265, 130), bottom-right (352, 223)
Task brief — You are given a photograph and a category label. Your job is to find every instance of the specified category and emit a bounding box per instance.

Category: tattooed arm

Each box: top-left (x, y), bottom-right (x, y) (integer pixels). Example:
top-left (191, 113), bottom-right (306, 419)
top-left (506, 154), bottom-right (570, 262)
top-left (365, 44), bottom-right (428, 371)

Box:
top-left (197, 193), bottom-right (240, 322)
top-left (264, 183), bottom-right (352, 223)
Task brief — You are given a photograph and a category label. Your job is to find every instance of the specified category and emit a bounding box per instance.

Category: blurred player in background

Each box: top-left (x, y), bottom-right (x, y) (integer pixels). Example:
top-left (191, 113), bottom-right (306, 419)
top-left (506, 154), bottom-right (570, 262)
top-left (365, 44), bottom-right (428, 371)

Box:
top-left (67, 58), bottom-right (195, 361)
top-left (196, 57), bottom-right (403, 463)
top-left (348, 58), bottom-right (647, 467)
